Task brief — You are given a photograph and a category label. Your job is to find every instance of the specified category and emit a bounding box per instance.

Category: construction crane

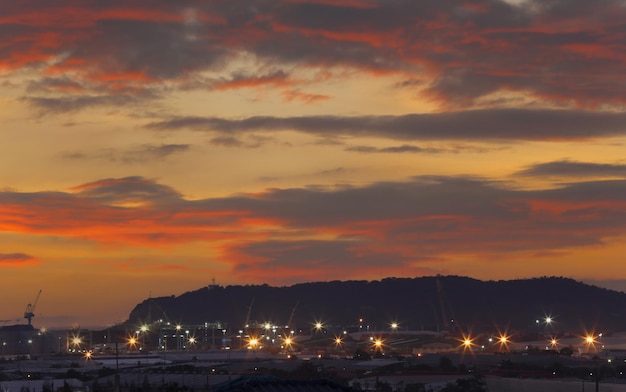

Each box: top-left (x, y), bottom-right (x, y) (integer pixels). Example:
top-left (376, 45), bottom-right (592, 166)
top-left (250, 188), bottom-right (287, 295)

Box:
top-left (286, 301), bottom-right (299, 335)
top-left (24, 289), bottom-right (42, 325)
top-left (435, 276), bottom-right (450, 331)
top-left (244, 298), bottom-right (255, 331)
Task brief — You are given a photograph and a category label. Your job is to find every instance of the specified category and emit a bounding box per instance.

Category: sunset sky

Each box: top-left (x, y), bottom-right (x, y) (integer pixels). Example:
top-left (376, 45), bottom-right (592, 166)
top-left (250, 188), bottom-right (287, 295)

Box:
top-left (2, 0), bottom-right (626, 328)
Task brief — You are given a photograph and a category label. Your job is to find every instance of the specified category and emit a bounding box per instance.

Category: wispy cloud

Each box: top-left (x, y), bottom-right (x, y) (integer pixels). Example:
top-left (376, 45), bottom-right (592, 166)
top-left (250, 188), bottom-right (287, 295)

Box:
top-left (516, 160), bottom-right (626, 178)
top-left (346, 144), bottom-right (444, 154)
top-left (0, 253), bottom-right (39, 267)
top-left (61, 144), bottom-right (190, 164)
top-left (147, 109), bottom-right (626, 142)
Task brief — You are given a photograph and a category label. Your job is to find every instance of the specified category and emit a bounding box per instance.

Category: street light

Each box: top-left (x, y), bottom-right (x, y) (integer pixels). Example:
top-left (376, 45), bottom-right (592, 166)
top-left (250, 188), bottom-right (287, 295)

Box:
top-left (332, 336), bottom-right (343, 354)
top-left (128, 336), bottom-right (137, 352)
top-left (584, 333), bottom-right (599, 354)
top-left (138, 325), bottom-right (149, 351)
top-left (496, 333), bottom-right (511, 352)
top-left (71, 335), bottom-right (83, 352)
top-left (248, 337), bottom-right (259, 350)
top-left (460, 334), bottom-right (474, 353)
top-left (373, 338), bottom-right (383, 353)
top-left (282, 336), bottom-right (293, 353)
top-left (175, 325), bottom-right (182, 351)
top-left (549, 337), bottom-right (558, 350)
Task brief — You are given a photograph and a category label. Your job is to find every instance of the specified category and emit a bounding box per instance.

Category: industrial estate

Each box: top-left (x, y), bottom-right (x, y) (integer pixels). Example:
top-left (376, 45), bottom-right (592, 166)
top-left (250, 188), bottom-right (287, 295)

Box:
top-left (4, 279), bottom-right (626, 392)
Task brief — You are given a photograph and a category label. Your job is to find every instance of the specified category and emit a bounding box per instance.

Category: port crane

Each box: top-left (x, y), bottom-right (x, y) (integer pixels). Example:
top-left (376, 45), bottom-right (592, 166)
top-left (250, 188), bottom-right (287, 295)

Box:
top-left (244, 298), bottom-right (255, 331)
top-left (286, 301), bottom-right (299, 335)
top-left (24, 289), bottom-right (42, 325)
top-left (436, 276), bottom-right (449, 331)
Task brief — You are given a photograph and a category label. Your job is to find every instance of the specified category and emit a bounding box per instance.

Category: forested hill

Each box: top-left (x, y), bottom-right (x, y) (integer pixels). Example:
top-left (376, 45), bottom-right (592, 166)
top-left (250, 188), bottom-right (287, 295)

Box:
top-left (127, 276), bottom-right (626, 332)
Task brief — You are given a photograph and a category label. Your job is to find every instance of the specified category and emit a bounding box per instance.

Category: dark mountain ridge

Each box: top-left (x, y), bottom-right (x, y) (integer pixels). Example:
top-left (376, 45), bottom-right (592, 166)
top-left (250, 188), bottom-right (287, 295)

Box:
top-left (127, 276), bottom-right (626, 333)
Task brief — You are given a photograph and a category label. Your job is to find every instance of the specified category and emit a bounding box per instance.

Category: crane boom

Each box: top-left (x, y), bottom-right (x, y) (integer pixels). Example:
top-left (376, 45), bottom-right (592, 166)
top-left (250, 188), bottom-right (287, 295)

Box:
top-left (244, 298), bottom-right (255, 330)
top-left (286, 300), bottom-right (299, 334)
top-left (24, 289), bottom-right (42, 325)
top-left (435, 276), bottom-right (449, 331)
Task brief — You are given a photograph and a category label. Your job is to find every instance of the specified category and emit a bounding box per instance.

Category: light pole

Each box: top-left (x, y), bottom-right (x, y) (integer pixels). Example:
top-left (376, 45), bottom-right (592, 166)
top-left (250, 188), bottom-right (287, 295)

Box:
top-left (175, 325), bottom-right (182, 351)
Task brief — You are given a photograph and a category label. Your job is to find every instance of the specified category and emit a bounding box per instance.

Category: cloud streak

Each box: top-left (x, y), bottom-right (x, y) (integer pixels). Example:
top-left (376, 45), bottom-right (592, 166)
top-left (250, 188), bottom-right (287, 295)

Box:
top-left (147, 109), bottom-right (626, 142)
top-left (61, 144), bottom-right (190, 164)
top-left (0, 253), bottom-right (39, 267)
top-left (517, 160), bottom-right (626, 178)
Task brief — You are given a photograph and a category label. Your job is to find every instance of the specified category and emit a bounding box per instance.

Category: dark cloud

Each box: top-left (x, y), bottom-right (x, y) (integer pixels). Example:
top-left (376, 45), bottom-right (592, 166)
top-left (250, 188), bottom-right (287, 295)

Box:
top-left (22, 95), bottom-right (144, 114)
top-left (26, 76), bottom-right (85, 94)
top-left (0, 253), bottom-right (33, 262)
top-left (143, 144), bottom-right (189, 158)
top-left (0, 253), bottom-right (38, 266)
top-left (233, 239), bottom-right (409, 271)
top-left (196, 176), bottom-right (626, 237)
top-left (71, 176), bottom-right (183, 206)
top-left (209, 135), bottom-right (270, 148)
top-left (517, 160), bottom-right (626, 178)
top-left (147, 109), bottom-right (626, 142)
top-left (346, 144), bottom-right (443, 154)
top-left (2, 0), bottom-right (626, 109)
top-left (61, 144), bottom-right (190, 163)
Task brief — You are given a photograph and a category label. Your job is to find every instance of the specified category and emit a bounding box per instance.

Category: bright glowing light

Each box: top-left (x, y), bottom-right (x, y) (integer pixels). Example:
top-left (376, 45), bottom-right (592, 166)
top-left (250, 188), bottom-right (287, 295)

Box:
top-left (128, 337), bottom-right (137, 346)
top-left (140, 325), bottom-right (149, 333)
top-left (550, 338), bottom-right (558, 347)
top-left (391, 322), bottom-right (398, 330)
top-left (84, 351), bottom-right (92, 360)
top-left (459, 334), bottom-right (474, 351)
top-left (586, 335), bottom-right (595, 344)
top-left (264, 322), bottom-right (271, 330)
top-left (545, 317), bottom-right (552, 324)
top-left (176, 325), bottom-right (182, 331)
top-left (72, 337), bottom-right (82, 346)
top-left (496, 333), bottom-right (511, 351)
top-left (315, 322), bottom-right (323, 330)
top-left (249, 338), bottom-right (259, 349)
top-left (284, 337), bottom-right (292, 346)
top-left (335, 337), bottom-right (342, 345)
top-left (189, 337), bottom-right (196, 344)
top-left (373, 339), bottom-right (383, 350)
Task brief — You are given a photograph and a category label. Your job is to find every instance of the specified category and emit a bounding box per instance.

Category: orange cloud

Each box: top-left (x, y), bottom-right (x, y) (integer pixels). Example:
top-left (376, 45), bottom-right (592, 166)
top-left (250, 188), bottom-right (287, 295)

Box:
top-left (281, 90), bottom-right (331, 104)
top-left (2, 176), bottom-right (626, 285)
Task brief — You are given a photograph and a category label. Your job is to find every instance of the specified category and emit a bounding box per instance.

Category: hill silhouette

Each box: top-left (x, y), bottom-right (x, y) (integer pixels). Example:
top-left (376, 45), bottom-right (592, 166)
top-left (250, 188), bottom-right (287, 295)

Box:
top-left (126, 276), bottom-right (626, 333)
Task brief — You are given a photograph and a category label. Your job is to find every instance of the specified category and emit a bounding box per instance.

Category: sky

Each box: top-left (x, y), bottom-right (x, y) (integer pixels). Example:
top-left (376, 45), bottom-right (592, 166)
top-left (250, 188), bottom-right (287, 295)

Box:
top-left (1, 0), bottom-right (626, 328)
